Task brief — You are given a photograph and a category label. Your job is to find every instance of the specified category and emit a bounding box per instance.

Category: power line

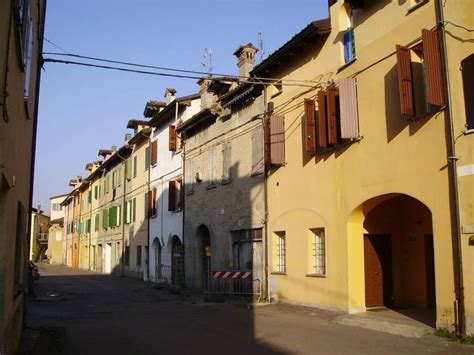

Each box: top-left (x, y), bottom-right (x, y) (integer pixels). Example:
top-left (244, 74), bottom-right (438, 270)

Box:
top-left (44, 37), bottom-right (71, 54)
top-left (43, 51), bottom-right (321, 85)
top-left (42, 58), bottom-right (318, 88)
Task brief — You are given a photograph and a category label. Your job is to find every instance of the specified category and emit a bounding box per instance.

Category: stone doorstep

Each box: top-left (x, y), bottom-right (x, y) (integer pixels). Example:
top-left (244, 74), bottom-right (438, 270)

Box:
top-left (334, 313), bottom-right (434, 338)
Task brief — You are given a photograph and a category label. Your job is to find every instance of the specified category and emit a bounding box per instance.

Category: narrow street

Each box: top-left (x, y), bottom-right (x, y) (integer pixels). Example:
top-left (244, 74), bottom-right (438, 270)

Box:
top-left (22, 264), bottom-right (471, 355)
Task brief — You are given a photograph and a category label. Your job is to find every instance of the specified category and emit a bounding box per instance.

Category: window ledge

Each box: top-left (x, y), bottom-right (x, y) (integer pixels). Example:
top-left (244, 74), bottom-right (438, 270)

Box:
top-left (463, 129), bottom-right (474, 136)
top-left (337, 58), bottom-right (357, 73)
top-left (172, 208), bottom-right (182, 213)
top-left (206, 184), bottom-right (217, 190)
top-left (306, 273), bottom-right (326, 278)
top-left (271, 91), bottom-right (283, 99)
top-left (406, 0), bottom-right (429, 15)
top-left (271, 272), bottom-right (286, 275)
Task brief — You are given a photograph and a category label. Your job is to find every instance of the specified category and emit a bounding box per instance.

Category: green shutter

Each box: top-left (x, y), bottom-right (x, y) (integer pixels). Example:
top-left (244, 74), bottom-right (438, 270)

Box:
top-left (103, 209), bottom-right (108, 230)
top-left (123, 202), bottom-right (128, 224)
top-left (145, 147), bottom-right (150, 170)
top-left (132, 198), bottom-right (136, 222)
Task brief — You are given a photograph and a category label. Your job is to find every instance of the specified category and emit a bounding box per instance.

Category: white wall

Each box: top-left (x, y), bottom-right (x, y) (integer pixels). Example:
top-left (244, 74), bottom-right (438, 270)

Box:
top-left (148, 97), bottom-right (200, 282)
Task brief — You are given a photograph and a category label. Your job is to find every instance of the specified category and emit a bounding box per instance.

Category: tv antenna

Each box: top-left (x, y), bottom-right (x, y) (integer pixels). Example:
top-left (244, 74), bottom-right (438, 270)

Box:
top-left (201, 48), bottom-right (213, 74)
top-left (258, 32), bottom-right (265, 62)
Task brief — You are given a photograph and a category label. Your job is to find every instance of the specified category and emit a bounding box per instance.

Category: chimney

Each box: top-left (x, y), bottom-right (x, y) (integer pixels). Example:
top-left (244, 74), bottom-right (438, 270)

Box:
top-left (233, 43), bottom-right (258, 78)
top-left (164, 88), bottom-right (176, 104)
top-left (198, 76), bottom-right (218, 111)
top-left (125, 133), bottom-right (132, 142)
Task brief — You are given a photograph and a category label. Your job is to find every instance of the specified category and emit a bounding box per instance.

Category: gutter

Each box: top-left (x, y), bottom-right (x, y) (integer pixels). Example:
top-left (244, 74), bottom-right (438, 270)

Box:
top-left (434, 0), bottom-right (465, 336)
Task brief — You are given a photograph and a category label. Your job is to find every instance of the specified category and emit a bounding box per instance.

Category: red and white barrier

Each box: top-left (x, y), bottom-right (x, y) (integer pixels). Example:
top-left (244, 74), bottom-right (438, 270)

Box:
top-left (212, 271), bottom-right (252, 279)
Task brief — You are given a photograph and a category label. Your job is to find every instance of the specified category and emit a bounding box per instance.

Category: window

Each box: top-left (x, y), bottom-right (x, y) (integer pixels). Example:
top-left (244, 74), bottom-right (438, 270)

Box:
top-left (136, 246), bottom-right (142, 266)
top-left (396, 29), bottom-right (445, 118)
top-left (461, 54), bottom-right (474, 130)
top-left (124, 245), bottom-right (130, 266)
top-left (273, 231), bottom-right (286, 273)
top-left (264, 115), bottom-right (285, 167)
top-left (132, 198), bottom-right (136, 222)
top-left (208, 149), bottom-right (217, 187)
top-left (95, 213), bottom-right (100, 231)
top-left (94, 186), bottom-right (99, 200)
top-left (117, 166), bottom-right (122, 186)
top-left (126, 158), bottom-right (132, 180)
top-left (88, 191), bottom-right (92, 205)
top-left (23, 17), bottom-right (33, 100)
top-left (221, 142), bottom-right (232, 183)
top-left (133, 156), bottom-right (138, 177)
top-left (169, 125), bottom-right (177, 151)
top-left (168, 179), bottom-right (182, 211)
top-left (251, 126), bottom-right (264, 175)
top-left (85, 219), bottom-right (91, 234)
top-left (145, 147), bottom-right (150, 170)
top-left (151, 140), bottom-right (158, 166)
top-left (186, 159), bottom-right (194, 194)
top-left (52, 203), bottom-right (62, 211)
top-left (310, 228), bottom-right (326, 276)
top-left (271, 80), bottom-right (283, 98)
top-left (312, 78), bottom-right (359, 153)
top-left (148, 188), bottom-right (157, 217)
top-left (102, 209), bottom-right (109, 230)
top-left (55, 231), bottom-right (62, 241)
top-left (343, 28), bottom-right (355, 63)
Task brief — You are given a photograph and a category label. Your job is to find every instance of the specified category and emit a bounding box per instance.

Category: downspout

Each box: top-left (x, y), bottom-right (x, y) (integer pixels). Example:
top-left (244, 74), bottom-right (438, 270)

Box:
top-left (88, 181), bottom-right (92, 270)
top-left (434, 0), bottom-right (465, 336)
top-left (116, 152), bottom-right (127, 277)
top-left (146, 135), bottom-right (151, 281)
top-left (180, 131), bottom-right (186, 288)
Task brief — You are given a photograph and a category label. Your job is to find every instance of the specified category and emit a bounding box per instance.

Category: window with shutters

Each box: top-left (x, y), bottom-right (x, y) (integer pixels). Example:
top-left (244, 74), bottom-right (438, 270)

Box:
top-left (265, 115), bottom-right (285, 168)
top-left (117, 166), bottom-right (122, 186)
top-left (340, 2), bottom-right (356, 65)
top-left (103, 209), bottom-right (109, 230)
top-left (124, 245), bottom-right (130, 266)
top-left (396, 29), bottom-right (445, 118)
top-left (311, 80), bottom-right (359, 154)
top-left (221, 142), bottom-right (232, 183)
top-left (151, 140), bottom-right (158, 166)
top-left (126, 158), bottom-right (132, 180)
top-left (186, 159), bottom-right (194, 195)
top-left (95, 214), bottom-right (100, 231)
top-left (251, 126), bottom-right (264, 176)
top-left (132, 198), bottom-right (136, 222)
top-left (133, 156), bottom-right (138, 178)
top-left (168, 179), bottom-right (182, 211)
top-left (461, 54), bottom-right (474, 131)
top-left (169, 125), bottom-right (177, 151)
top-left (145, 147), bottom-right (151, 170)
top-left (208, 149), bottom-right (217, 187)
top-left (148, 188), bottom-right (157, 217)
top-left (144, 192), bottom-right (149, 218)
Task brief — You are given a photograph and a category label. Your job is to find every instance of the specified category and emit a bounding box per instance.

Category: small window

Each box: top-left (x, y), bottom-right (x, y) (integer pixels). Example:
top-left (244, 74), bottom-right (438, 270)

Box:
top-left (221, 142), bottom-right (232, 183)
top-left (311, 228), bottom-right (326, 276)
top-left (136, 246), bottom-right (142, 266)
top-left (251, 126), bottom-right (264, 175)
top-left (461, 54), bottom-right (474, 130)
top-left (273, 231), bottom-right (286, 273)
top-left (124, 245), bottom-right (130, 266)
top-left (208, 149), bottom-right (217, 187)
top-left (133, 156), bottom-right (138, 178)
top-left (186, 159), bottom-right (194, 194)
top-left (343, 27), bottom-right (355, 63)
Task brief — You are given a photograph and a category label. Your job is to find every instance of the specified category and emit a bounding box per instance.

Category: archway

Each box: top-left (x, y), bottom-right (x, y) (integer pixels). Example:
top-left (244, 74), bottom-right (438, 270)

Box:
top-left (152, 237), bottom-right (162, 282)
top-left (196, 225), bottom-right (211, 289)
top-left (348, 193), bottom-right (436, 325)
top-left (170, 235), bottom-right (184, 286)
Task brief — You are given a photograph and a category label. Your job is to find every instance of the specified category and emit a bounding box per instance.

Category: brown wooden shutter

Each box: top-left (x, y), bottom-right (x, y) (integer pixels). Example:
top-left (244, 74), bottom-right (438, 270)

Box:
top-left (264, 117), bottom-right (271, 167)
top-left (151, 188), bottom-right (157, 215)
top-left (396, 45), bottom-right (415, 116)
top-left (317, 90), bottom-right (328, 149)
top-left (169, 125), bottom-right (177, 151)
top-left (339, 77), bottom-right (359, 139)
top-left (151, 140), bottom-right (158, 166)
top-left (461, 54), bottom-right (474, 129)
top-left (147, 190), bottom-right (153, 217)
top-left (270, 115), bottom-right (285, 166)
top-left (328, 87), bottom-right (339, 144)
top-left (422, 29), bottom-right (445, 107)
top-left (304, 99), bottom-right (316, 153)
top-left (168, 181), bottom-right (176, 211)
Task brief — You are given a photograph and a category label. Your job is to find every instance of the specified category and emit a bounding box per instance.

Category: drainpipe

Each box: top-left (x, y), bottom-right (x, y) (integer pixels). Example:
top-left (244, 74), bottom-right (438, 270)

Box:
top-left (147, 135), bottom-right (151, 281)
top-left (434, 0), bottom-right (465, 336)
top-left (116, 152), bottom-right (127, 277)
top-left (180, 131), bottom-right (186, 288)
top-left (88, 181), bottom-right (92, 270)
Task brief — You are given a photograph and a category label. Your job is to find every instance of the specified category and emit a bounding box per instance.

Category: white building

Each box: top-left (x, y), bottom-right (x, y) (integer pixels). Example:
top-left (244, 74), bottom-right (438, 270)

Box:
top-left (147, 89), bottom-right (200, 284)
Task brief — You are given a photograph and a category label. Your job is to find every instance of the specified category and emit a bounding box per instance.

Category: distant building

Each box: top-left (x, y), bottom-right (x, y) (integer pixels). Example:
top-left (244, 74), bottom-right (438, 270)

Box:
top-left (47, 194), bottom-right (68, 265)
top-left (29, 207), bottom-right (50, 262)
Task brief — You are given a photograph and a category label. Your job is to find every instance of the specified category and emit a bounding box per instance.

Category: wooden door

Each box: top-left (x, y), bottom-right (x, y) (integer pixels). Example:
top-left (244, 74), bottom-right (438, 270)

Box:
top-left (364, 235), bottom-right (392, 308)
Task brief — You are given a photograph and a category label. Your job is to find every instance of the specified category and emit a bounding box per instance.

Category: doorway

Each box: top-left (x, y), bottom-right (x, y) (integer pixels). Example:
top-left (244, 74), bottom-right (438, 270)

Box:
top-left (364, 234), bottom-right (393, 308)
top-left (104, 243), bottom-right (112, 274)
top-left (170, 236), bottom-right (184, 286)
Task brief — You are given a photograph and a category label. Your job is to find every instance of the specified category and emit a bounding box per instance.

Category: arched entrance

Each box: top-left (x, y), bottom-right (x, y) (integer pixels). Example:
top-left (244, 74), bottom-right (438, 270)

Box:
top-left (196, 225), bottom-right (211, 289)
top-left (348, 194), bottom-right (436, 325)
top-left (152, 237), bottom-right (162, 281)
top-left (170, 235), bottom-right (184, 286)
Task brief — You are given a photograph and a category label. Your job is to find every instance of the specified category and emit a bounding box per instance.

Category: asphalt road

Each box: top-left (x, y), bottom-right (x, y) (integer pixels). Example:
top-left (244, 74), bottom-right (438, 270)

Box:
top-left (22, 264), bottom-right (473, 355)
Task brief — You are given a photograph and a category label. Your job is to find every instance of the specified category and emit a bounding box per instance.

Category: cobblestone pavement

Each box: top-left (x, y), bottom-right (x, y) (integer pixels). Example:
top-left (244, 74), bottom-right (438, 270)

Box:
top-left (20, 264), bottom-right (474, 355)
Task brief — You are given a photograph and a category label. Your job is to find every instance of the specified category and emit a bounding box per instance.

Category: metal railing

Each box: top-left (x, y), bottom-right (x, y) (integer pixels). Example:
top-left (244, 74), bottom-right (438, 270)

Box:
top-left (155, 264), bottom-right (184, 286)
top-left (205, 271), bottom-right (262, 301)
top-left (37, 233), bottom-right (49, 243)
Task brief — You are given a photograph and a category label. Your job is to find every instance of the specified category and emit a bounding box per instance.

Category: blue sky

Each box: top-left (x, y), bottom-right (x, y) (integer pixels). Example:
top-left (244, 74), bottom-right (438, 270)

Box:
top-left (34, 0), bottom-right (329, 213)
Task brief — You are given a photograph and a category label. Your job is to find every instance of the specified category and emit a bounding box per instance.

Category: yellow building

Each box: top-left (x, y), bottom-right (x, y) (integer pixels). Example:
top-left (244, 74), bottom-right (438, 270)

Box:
top-left (255, 0), bottom-right (473, 335)
top-left (29, 207), bottom-right (50, 262)
top-left (47, 193), bottom-right (68, 265)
